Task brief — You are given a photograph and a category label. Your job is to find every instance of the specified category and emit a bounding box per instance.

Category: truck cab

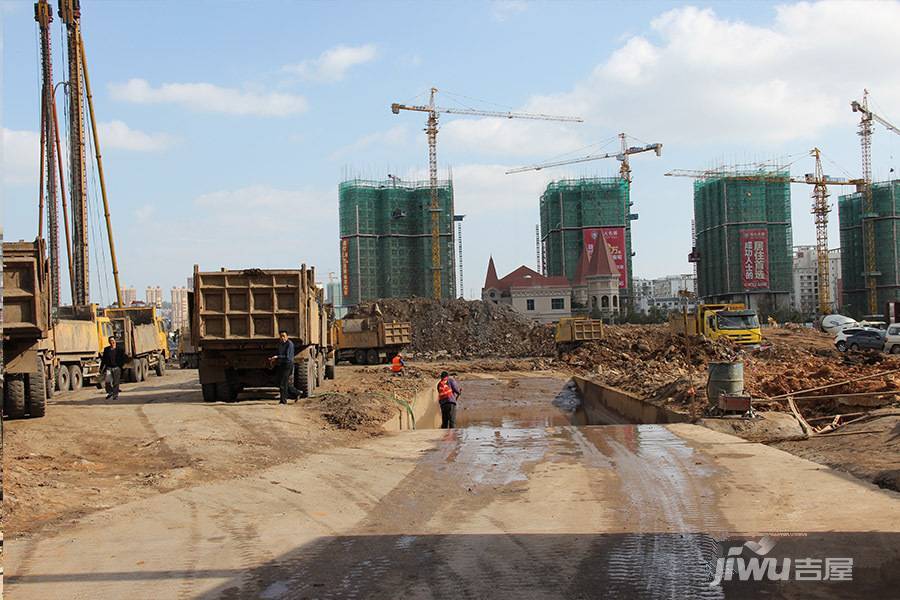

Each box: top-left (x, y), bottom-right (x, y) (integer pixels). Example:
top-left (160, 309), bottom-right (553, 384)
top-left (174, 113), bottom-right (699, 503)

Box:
top-left (701, 304), bottom-right (762, 346)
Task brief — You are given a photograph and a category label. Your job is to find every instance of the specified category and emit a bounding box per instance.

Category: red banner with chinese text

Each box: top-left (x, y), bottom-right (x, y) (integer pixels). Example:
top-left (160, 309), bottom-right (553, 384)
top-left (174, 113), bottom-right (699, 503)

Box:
top-left (740, 228), bottom-right (769, 290)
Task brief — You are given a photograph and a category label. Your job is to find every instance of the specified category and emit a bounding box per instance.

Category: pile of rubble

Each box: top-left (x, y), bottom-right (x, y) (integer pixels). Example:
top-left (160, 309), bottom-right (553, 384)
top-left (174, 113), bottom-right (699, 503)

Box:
top-left (560, 324), bottom-right (900, 414)
top-left (352, 298), bottom-right (555, 358)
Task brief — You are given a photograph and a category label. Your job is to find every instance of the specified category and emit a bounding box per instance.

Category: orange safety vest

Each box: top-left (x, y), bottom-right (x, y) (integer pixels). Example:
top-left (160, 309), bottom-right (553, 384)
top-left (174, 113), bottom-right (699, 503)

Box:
top-left (437, 377), bottom-right (454, 401)
top-left (391, 355), bottom-right (403, 372)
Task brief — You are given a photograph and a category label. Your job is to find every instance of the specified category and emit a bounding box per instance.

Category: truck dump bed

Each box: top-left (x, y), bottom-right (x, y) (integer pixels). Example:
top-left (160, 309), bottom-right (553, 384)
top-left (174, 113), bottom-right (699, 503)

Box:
top-left (106, 306), bottom-right (164, 356)
top-left (2, 240), bottom-right (49, 338)
top-left (193, 266), bottom-right (325, 349)
top-left (55, 305), bottom-right (105, 355)
top-left (335, 319), bottom-right (411, 349)
top-left (669, 312), bottom-right (700, 336)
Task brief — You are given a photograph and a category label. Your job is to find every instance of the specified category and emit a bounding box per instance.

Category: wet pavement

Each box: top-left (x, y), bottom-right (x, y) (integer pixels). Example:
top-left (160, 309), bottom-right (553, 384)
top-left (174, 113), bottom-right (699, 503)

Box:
top-left (7, 375), bottom-right (900, 599)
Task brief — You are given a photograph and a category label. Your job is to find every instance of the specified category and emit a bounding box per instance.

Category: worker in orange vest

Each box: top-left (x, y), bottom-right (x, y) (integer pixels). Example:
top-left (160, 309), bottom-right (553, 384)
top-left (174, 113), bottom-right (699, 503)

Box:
top-left (390, 354), bottom-right (405, 375)
top-left (437, 371), bottom-right (461, 429)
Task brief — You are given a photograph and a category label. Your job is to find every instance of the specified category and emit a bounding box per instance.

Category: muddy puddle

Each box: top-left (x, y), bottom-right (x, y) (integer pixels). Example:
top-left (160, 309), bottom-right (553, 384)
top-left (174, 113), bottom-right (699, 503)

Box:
top-left (452, 377), bottom-right (582, 428)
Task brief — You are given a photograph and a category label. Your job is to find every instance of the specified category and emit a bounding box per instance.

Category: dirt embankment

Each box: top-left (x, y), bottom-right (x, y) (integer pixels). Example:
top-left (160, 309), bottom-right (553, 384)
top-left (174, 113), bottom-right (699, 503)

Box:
top-left (350, 298), bottom-right (555, 358)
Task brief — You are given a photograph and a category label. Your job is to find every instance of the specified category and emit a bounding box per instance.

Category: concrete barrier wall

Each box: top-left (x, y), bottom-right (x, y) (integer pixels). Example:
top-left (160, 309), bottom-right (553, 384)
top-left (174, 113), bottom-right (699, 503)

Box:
top-left (573, 376), bottom-right (692, 425)
top-left (383, 379), bottom-right (441, 431)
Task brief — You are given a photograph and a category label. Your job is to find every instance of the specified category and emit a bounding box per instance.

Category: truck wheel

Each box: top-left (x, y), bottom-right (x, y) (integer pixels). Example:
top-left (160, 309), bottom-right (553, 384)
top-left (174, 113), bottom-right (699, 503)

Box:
top-left (295, 358), bottom-right (311, 397)
top-left (325, 362), bottom-right (335, 380)
top-left (5, 376), bottom-right (27, 418)
top-left (27, 359), bottom-right (47, 418)
top-left (201, 383), bottom-right (217, 402)
top-left (353, 350), bottom-right (365, 365)
top-left (57, 365), bottom-right (71, 393)
top-left (155, 355), bottom-right (166, 377)
top-left (215, 381), bottom-right (237, 402)
top-left (316, 355), bottom-right (325, 386)
top-left (69, 364), bottom-right (84, 391)
top-left (142, 358), bottom-right (151, 382)
top-left (366, 349), bottom-right (379, 365)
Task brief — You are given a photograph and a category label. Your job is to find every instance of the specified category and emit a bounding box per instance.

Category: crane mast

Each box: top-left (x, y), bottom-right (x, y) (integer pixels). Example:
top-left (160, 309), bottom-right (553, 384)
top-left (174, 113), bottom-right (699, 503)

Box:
top-left (36, 0), bottom-right (60, 310)
top-left (59, 0), bottom-right (89, 305)
top-left (811, 148), bottom-right (832, 314)
top-left (391, 87), bottom-right (582, 299)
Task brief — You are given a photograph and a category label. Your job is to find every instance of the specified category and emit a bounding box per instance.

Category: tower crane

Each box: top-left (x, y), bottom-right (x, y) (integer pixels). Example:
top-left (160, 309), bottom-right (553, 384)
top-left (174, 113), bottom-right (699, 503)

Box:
top-left (851, 90), bottom-right (900, 316)
top-left (506, 133), bottom-right (662, 181)
top-left (666, 150), bottom-right (863, 314)
top-left (390, 87), bottom-right (582, 300)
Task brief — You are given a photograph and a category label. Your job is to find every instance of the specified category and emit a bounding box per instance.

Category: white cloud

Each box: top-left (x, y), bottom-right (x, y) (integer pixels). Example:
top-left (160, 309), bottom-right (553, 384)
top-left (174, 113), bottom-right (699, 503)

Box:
top-left (109, 78), bottom-right (308, 117)
top-left (491, 0), bottom-right (528, 22)
top-left (452, 1), bottom-right (900, 154)
top-left (330, 125), bottom-right (410, 159)
top-left (99, 121), bottom-right (175, 151)
top-left (285, 44), bottom-right (377, 83)
top-left (2, 128), bottom-right (39, 185)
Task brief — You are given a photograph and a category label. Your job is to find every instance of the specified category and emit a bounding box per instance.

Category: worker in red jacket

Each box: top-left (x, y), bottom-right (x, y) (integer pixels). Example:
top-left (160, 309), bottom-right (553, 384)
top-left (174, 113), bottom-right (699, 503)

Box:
top-left (437, 371), bottom-right (461, 429)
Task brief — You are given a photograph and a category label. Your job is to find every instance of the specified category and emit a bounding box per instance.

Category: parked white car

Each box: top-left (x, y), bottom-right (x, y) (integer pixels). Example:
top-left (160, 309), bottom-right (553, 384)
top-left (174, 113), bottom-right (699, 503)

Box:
top-left (834, 326), bottom-right (881, 352)
top-left (883, 324), bottom-right (900, 354)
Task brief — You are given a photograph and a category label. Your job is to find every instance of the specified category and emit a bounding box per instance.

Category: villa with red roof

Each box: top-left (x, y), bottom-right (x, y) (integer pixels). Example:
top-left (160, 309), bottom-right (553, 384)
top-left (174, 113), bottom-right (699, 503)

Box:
top-left (482, 239), bottom-right (622, 322)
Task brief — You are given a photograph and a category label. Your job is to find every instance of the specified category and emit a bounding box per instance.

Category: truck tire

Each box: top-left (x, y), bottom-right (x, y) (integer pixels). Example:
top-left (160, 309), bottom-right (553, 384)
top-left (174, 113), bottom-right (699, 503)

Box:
top-left (141, 358), bottom-right (150, 382)
top-left (366, 349), bottom-right (379, 365)
top-left (57, 364), bottom-right (71, 392)
top-left (215, 381), bottom-right (238, 402)
top-left (353, 350), bottom-right (366, 365)
top-left (316, 354), bottom-right (325, 386)
top-left (27, 359), bottom-right (47, 418)
top-left (5, 376), bottom-right (27, 418)
top-left (155, 355), bottom-right (166, 376)
top-left (201, 383), bottom-right (217, 402)
top-left (69, 364), bottom-right (83, 391)
top-left (295, 358), bottom-right (311, 397)
top-left (325, 363), bottom-right (335, 380)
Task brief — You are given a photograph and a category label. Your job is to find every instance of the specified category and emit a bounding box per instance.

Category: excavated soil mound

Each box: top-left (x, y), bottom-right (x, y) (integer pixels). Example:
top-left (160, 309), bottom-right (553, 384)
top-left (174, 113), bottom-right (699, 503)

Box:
top-left (350, 298), bottom-right (555, 359)
top-left (315, 392), bottom-right (397, 432)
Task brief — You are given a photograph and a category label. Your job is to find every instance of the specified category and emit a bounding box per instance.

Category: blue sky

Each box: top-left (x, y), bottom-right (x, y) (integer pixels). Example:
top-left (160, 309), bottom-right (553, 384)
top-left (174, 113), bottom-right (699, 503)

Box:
top-left (4, 0), bottom-right (900, 303)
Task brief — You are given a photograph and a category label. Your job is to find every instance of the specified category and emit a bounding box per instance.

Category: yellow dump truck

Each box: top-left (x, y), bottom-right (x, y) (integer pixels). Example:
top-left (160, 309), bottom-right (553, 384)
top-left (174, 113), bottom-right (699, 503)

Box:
top-left (105, 306), bottom-right (169, 382)
top-left (54, 304), bottom-right (113, 392)
top-left (334, 316), bottom-right (412, 365)
top-left (3, 239), bottom-right (53, 418)
top-left (669, 303), bottom-right (762, 346)
top-left (554, 317), bottom-right (604, 354)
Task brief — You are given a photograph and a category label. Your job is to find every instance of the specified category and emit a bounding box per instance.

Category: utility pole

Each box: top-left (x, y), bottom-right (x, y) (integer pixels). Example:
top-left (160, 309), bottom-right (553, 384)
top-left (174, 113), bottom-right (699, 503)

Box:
top-left (36, 0), bottom-right (60, 310)
top-left (59, 0), bottom-right (89, 305)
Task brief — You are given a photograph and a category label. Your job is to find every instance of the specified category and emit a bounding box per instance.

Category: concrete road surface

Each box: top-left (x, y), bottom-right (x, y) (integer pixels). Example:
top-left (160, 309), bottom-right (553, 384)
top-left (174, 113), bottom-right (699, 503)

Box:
top-left (6, 377), bottom-right (900, 599)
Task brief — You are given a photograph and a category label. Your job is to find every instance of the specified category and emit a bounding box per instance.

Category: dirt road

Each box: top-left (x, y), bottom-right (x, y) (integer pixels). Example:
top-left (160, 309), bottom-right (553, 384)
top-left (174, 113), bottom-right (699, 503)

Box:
top-left (5, 372), bottom-right (899, 598)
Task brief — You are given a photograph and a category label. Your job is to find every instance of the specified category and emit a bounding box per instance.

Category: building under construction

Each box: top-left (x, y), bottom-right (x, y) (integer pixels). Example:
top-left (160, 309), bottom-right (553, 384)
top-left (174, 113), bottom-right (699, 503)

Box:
top-left (540, 178), bottom-right (633, 308)
top-left (693, 173), bottom-right (793, 313)
top-left (838, 180), bottom-right (900, 317)
top-left (339, 178), bottom-right (455, 304)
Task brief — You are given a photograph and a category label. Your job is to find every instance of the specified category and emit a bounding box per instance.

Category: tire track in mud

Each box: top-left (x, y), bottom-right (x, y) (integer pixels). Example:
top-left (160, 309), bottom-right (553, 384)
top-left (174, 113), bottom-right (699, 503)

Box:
top-left (175, 497), bottom-right (202, 600)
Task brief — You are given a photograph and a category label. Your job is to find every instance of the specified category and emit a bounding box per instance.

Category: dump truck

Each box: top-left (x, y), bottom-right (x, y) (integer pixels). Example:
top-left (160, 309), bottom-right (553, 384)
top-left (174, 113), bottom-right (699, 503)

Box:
top-left (554, 317), bottom-right (604, 354)
top-left (175, 325), bottom-right (200, 369)
top-left (105, 306), bottom-right (169, 382)
top-left (192, 264), bottom-right (334, 402)
top-left (669, 303), bottom-right (762, 346)
top-left (54, 304), bottom-right (113, 392)
top-left (333, 305), bottom-right (411, 365)
top-left (3, 239), bottom-right (53, 418)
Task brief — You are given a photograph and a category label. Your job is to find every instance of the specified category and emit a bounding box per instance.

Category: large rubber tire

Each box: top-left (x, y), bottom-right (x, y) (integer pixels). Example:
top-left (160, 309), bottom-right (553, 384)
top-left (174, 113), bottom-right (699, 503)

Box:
top-left (325, 362), bottom-right (335, 380)
top-left (69, 364), bottom-right (84, 391)
top-left (295, 358), bottom-right (311, 398)
top-left (57, 364), bottom-right (71, 393)
top-left (27, 360), bottom-right (48, 418)
top-left (215, 381), bottom-right (238, 402)
top-left (354, 350), bottom-right (366, 365)
top-left (316, 355), bottom-right (324, 387)
top-left (5, 376), bottom-right (27, 418)
top-left (366, 349), bottom-right (379, 365)
top-left (201, 383), bottom-right (217, 402)
top-left (155, 355), bottom-right (166, 377)
top-left (142, 358), bottom-right (151, 382)
top-left (850, 343), bottom-right (860, 351)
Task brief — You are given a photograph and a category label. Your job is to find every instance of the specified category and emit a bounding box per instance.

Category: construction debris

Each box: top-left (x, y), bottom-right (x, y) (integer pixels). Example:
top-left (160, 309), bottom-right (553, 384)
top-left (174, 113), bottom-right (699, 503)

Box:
top-left (350, 298), bottom-right (555, 358)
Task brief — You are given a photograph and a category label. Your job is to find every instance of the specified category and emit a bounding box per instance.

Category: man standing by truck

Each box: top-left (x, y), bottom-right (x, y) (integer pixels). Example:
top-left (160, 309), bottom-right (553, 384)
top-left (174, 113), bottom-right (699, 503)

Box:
top-left (271, 330), bottom-right (302, 404)
top-left (437, 371), bottom-right (461, 429)
top-left (100, 336), bottom-right (125, 400)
